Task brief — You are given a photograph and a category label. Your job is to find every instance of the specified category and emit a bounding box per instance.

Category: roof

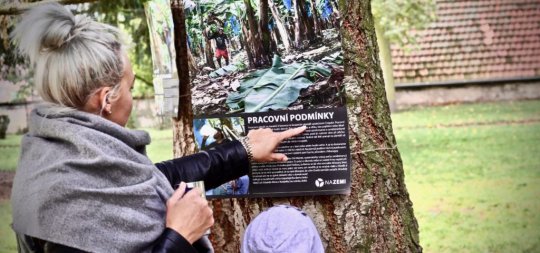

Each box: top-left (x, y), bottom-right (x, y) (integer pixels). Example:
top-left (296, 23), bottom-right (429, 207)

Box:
top-left (391, 0), bottom-right (540, 84)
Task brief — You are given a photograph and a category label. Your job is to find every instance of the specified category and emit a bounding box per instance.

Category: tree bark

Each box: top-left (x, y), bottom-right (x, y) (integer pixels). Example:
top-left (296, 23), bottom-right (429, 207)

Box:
top-left (204, 0), bottom-right (422, 252)
top-left (292, 0), bottom-right (305, 48)
top-left (203, 32), bottom-right (216, 69)
top-left (171, 0), bottom-right (197, 156)
top-left (258, 0), bottom-right (273, 63)
top-left (309, 0), bottom-right (322, 36)
top-left (269, 0), bottom-right (292, 53)
top-left (269, 26), bottom-right (279, 53)
top-left (240, 19), bottom-right (256, 69)
top-left (244, 0), bottom-right (267, 66)
top-left (299, 0), bottom-right (315, 40)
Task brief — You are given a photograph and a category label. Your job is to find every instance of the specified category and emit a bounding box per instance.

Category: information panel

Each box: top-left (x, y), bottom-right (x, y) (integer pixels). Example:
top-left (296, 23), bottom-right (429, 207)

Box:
top-left (195, 108), bottom-right (350, 198)
top-left (145, 0), bottom-right (350, 198)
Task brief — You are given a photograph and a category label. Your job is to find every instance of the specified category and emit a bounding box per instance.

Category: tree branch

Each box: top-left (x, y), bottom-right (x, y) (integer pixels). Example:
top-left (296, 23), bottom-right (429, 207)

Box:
top-left (135, 74), bottom-right (153, 86)
top-left (0, 0), bottom-right (100, 15)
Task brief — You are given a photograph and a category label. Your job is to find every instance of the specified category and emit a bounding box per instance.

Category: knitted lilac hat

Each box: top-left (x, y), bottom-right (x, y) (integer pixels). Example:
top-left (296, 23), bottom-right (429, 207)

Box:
top-left (241, 205), bottom-right (324, 253)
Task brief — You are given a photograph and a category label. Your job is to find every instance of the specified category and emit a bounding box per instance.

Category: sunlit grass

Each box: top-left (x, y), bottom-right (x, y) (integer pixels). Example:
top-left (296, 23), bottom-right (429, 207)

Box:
top-left (0, 135), bottom-right (22, 171)
top-left (393, 100), bottom-right (540, 253)
top-left (0, 201), bottom-right (16, 252)
top-left (392, 100), bottom-right (540, 129)
top-left (143, 128), bottom-right (174, 163)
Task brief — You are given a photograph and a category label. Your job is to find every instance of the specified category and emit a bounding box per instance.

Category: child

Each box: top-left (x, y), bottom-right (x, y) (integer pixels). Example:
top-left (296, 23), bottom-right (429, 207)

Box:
top-left (242, 205), bottom-right (325, 253)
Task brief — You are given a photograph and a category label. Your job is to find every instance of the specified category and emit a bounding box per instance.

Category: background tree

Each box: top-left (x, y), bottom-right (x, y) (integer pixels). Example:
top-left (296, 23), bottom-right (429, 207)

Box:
top-left (0, 0), bottom-right (156, 99)
top-left (171, 0), bottom-right (197, 156)
top-left (292, 0), bottom-right (306, 48)
top-left (258, 0), bottom-right (273, 62)
top-left (198, 0), bottom-right (422, 252)
top-left (268, 0), bottom-right (292, 53)
top-left (309, 0), bottom-right (321, 36)
top-left (371, 0), bottom-right (436, 111)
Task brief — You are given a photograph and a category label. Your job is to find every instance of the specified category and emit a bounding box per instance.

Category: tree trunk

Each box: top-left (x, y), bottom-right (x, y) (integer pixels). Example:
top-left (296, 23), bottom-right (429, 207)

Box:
top-left (171, 0), bottom-right (197, 156)
top-left (330, 0), bottom-right (340, 29)
top-left (204, 0), bottom-right (422, 252)
top-left (299, 0), bottom-right (315, 40)
top-left (244, 0), bottom-right (267, 66)
top-left (258, 0), bottom-right (273, 63)
top-left (309, 0), bottom-right (322, 36)
top-left (269, 0), bottom-right (292, 53)
top-left (375, 22), bottom-right (397, 112)
top-left (240, 20), bottom-right (256, 69)
top-left (293, 0), bottom-right (305, 48)
top-left (204, 33), bottom-right (216, 69)
top-left (269, 26), bottom-right (279, 53)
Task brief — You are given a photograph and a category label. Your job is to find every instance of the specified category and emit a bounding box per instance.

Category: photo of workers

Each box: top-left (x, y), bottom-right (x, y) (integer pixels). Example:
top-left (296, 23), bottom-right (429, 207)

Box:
top-left (193, 116), bottom-right (249, 197)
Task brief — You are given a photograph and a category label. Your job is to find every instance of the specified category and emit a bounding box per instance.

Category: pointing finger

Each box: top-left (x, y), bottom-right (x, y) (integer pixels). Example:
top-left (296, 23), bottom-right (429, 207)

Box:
top-left (270, 153), bottom-right (288, 162)
top-left (278, 126), bottom-right (307, 141)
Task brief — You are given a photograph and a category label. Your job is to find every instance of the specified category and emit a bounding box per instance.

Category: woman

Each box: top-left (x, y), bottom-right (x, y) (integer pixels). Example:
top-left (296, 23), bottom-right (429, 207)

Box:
top-left (10, 3), bottom-right (305, 253)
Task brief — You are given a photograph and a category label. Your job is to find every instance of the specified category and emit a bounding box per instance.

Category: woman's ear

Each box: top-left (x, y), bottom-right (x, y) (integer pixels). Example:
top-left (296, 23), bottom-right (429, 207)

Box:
top-left (82, 87), bottom-right (112, 115)
top-left (98, 87), bottom-right (112, 114)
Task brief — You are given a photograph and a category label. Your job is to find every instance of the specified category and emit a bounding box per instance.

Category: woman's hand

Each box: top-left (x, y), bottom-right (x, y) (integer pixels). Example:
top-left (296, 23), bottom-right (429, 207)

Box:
top-left (165, 182), bottom-right (213, 244)
top-left (247, 126), bottom-right (306, 162)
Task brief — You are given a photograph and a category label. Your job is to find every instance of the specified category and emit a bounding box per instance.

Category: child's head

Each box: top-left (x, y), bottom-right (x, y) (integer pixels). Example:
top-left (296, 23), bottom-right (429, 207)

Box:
top-left (242, 205), bottom-right (324, 253)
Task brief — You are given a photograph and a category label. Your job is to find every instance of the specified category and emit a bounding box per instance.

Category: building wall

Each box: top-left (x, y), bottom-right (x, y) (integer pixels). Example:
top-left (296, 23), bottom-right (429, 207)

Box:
top-left (395, 81), bottom-right (540, 110)
top-left (0, 98), bottom-right (165, 134)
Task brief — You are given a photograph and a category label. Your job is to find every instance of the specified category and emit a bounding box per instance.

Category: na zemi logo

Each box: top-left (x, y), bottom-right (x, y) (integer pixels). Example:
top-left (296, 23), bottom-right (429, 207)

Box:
top-left (315, 178), bottom-right (324, 188)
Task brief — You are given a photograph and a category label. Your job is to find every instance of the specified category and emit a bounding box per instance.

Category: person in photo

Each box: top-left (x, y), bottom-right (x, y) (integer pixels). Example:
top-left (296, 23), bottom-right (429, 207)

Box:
top-left (209, 27), bottom-right (229, 68)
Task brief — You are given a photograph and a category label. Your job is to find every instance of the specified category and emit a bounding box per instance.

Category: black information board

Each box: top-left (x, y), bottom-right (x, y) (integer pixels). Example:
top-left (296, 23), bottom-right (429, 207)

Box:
top-left (194, 107), bottom-right (351, 198)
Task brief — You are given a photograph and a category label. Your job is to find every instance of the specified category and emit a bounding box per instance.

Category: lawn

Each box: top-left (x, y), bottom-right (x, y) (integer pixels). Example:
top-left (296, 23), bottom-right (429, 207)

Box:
top-left (0, 100), bottom-right (538, 252)
top-left (0, 135), bottom-right (22, 171)
top-left (393, 100), bottom-right (540, 253)
top-left (0, 201), bottom-right (16, 252)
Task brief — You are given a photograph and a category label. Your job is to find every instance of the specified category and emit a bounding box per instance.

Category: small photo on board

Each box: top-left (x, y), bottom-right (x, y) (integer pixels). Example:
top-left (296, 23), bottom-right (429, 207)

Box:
top-left (193, 116), bottom-right (249, 197)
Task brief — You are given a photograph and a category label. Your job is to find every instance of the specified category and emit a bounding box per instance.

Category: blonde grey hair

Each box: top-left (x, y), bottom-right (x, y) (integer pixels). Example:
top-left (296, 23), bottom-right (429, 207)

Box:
top-left (11, 3), bottom-right (126, 112)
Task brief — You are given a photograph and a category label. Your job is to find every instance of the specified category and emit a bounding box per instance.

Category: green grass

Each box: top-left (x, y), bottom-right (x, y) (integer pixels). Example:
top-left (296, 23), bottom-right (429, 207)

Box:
top-left (0, 201), bottom-right (17, 252)
top-left (393, 100), bottom-right (540, 253)
top-left (144, 128), bottom-right (174, 163)
top-left (393, 100), bottom-right (540, 128)
top-left (0, 135), bottom-right (22, 171)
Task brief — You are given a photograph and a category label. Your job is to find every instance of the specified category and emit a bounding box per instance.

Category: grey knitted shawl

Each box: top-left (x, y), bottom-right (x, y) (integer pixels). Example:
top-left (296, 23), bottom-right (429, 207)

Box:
top-left (11, 107), bottom-right (174, 253)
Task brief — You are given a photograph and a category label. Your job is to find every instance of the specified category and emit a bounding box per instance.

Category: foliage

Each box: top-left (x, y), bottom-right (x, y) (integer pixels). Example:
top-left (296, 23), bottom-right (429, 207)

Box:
top-left (371, 0), bottom-right (436, 45)
top-left (226, 55), bottom-right (331, 112)
top-left (320, 51), bottom-right (343, 66)
top-left (208, 57), bottom-right (247, 77)
top-left (88, 0), bottom-right (155, 98)
top-left (1, 14), bottom-right (33, 102)
top-left (0, 1), bottom-right (155, 99)
top-left (183, 0), bottom-right (247, 64)
top-left (318, 0), bottom-right (333, 19)
top-left (208, 64), bottom-right (240, 78)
